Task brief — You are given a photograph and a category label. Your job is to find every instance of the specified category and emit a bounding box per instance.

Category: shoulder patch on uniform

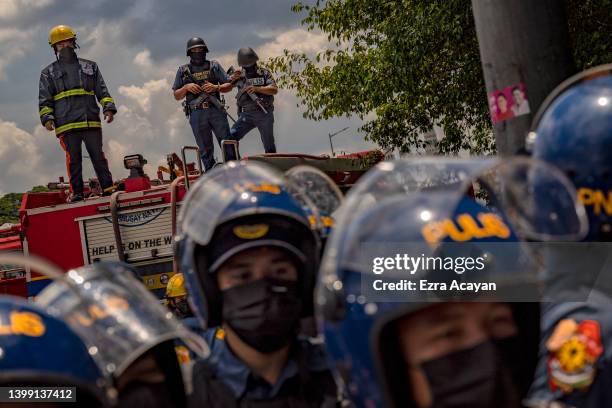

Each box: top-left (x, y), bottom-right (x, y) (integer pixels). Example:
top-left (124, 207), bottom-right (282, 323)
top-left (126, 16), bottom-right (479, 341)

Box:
top-left (179, 64), bottom-right (190, 75)
top-left (175, 345), bottom-right (191, 364)
top-left (547, 319), bottom-right (604, 394)
top-left (215, 327), bottom-right (226, 340)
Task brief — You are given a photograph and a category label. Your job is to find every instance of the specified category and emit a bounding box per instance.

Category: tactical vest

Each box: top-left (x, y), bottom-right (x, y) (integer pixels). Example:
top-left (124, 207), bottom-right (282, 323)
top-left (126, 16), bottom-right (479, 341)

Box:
top-left (180, 61), bottom-right (222, 104)
top-left (237, 67), bottom-right (274, 108)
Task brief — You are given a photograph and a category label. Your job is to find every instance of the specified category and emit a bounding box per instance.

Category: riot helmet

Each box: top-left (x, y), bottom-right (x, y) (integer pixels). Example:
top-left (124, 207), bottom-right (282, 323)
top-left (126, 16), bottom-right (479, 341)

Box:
top-left (0, 296), bottom-right (113, 407)
top-left (316, 157), bottom-right (587, 407)
top-left (36, 261), bottom-right (209, 408)
top-left (186, 37), bottom-right (209, 55)
top-left (529, 64), bottom-right (612, 241)
top-left (177, 161), bottom-right (321, 352)
top-left (237, 47), bottom-right (259, 68)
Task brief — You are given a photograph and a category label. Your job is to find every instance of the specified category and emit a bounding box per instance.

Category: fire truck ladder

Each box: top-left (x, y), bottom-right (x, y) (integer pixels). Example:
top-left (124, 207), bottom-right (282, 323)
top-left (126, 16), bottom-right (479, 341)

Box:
top-left (110, 191), bottom-right (126, 262)
top-left (171, 146), bottom-right (202, 271)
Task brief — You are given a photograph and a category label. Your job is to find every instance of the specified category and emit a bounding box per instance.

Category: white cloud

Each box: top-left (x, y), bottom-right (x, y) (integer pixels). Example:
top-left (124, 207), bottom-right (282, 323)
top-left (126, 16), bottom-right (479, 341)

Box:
top-left (0, 15), bottom-right (376, 195)
top-left (0, 0), bottom-right (53, 19)
top-left (106, 139), bottom-right (131, 174)
top-left (0, 119), bottom-right (54, 193)
top-left (0, 27), bottom-right (36, 80)
top-left (106, 26), bottom-right (374, 167)
top-left (0, 27), bottom-right (31, 42)
top-left (118, 78), bottom-right (169, 113)
top-left (213, 28), bottom-right (330, 70)
top-left (133, 49), bottom-right (152, 70)
top-left (257, 28), bottom-right (330, 59)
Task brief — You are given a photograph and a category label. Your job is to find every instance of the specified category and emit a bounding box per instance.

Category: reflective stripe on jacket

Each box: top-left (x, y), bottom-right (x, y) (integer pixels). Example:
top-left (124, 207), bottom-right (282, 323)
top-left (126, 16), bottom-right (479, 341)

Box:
top-left (38, 58), bottom-right (117, 135)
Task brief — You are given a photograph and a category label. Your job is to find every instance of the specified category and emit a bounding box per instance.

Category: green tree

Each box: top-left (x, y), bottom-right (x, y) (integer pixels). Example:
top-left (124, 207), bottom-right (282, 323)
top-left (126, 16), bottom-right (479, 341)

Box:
top-left (0, 193), bottom-right (23, 225)
top-left (266, 0), bottom-right (611, 154)
top-left (0, 186), bottom-right (50, 225)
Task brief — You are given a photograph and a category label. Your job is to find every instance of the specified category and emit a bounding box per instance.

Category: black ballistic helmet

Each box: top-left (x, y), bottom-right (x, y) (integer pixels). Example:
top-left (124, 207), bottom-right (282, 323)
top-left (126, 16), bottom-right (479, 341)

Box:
top-left (237, 47), bottom-right (259, 67)
top-left (186, 37), bottom-right (209, 56)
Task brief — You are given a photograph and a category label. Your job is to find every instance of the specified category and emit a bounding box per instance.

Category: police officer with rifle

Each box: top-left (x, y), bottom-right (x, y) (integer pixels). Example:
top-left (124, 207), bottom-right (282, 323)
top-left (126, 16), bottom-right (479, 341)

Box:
top-left (228, 47), bottom-right (278, 153)
top-left (173, 37), bottom-right (233, 171)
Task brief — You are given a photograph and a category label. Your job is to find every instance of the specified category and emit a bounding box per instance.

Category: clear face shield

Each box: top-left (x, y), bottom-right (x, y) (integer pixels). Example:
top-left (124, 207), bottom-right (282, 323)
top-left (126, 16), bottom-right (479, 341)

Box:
top-left (319, 156), bottom-right (588, 298)
top-left (178, 161), bottom-right (322, 247)
top-left (285, 165), bottom-right (344, 235)
top-left (315, 157), bottom-right (588, 408)
top-left (35, 262), bottom-right (209, 379)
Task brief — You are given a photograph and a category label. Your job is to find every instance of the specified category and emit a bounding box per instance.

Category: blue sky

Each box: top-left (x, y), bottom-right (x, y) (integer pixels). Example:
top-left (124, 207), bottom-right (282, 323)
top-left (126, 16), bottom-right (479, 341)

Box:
top-left (0, 0), bottom-right (375, 194)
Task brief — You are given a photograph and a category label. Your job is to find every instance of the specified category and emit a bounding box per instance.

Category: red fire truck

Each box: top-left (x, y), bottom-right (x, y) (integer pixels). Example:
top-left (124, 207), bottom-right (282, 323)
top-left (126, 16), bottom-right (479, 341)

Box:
top-left (0, 145), bottom-right (383, 298)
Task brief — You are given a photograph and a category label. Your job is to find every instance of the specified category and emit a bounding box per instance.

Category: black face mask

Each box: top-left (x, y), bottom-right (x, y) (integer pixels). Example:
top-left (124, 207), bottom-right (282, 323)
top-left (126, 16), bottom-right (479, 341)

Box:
top-left (172, 299), bottom-right (193, 319)
top-left (419, 340), bottom-right (523, 408)
top-left (222, 277), bottom-right (302, 353)
top-left (244, 63), bottom-right (257, 74)
top-left (58, 46), bottom-right (77, 62)
top-left (118, 381), bottom-right (175, 408)
top-left (190, 53), bottom-right (206, 66)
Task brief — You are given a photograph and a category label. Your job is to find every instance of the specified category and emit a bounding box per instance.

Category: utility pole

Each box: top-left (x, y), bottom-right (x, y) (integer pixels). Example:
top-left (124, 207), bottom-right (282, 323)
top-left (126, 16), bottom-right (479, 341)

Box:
top-left (471, 0), bottom-right (575, 156)
top-left (328, 127), bottom-right (349, 157)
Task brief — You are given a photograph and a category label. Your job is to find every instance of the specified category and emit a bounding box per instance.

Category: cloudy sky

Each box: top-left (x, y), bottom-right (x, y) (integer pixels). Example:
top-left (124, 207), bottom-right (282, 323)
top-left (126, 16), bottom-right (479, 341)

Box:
top-left (0, 0), bottom-right (375, 195)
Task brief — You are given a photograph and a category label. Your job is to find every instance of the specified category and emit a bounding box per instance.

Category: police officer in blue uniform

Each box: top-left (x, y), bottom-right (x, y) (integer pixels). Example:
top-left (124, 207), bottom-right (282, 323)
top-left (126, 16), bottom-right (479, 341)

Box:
top-left (177, 161), bottom-right (340, 407)
top-left (528, 64), bottom-right (612, 408)
top-left (315, 158), bottom-right (585, 408)
top-left (0, 296), bottom-right (114, 407)
top-left (229, 48), bottom-right (278, 153)
top-left (173, 37), bottom-right (233, 171)
top-left (39, 25), bottom-right (116, 203)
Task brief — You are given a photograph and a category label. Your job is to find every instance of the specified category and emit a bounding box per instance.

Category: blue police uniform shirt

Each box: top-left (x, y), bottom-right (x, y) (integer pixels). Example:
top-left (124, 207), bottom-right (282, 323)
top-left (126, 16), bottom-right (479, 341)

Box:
top-left (235, 66), bottom-right (276, 109)
top-left (175, 316), bottom-right (205, 360)
top-left (172, 60), bottom-right (229, 91)
top-left (529, 288), bottom-right (612, 408)
top-left (198, 327), bottom-right (330, 399)
top-left (182, 316), bottom-right (203, 331)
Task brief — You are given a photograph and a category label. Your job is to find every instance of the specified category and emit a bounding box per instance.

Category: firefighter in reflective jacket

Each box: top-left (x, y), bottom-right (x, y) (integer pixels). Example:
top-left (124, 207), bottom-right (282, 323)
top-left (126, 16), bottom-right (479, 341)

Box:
top-left (165, 273), bottom-right (196, 320)
top-left (39, 25), bottom-right (116, 203)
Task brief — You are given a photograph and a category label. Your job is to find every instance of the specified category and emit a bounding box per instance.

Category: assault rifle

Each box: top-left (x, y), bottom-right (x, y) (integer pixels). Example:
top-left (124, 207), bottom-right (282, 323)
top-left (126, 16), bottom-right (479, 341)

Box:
top-left (185, 70), bottom-right (236, 123)
top-left (227, 66), bottom-right (269, 114)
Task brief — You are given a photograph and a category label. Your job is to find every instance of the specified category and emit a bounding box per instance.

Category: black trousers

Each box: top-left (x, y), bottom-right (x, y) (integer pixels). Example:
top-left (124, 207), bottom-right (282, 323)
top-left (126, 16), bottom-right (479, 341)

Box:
top-left (58, 128), bottom-right (113, 195)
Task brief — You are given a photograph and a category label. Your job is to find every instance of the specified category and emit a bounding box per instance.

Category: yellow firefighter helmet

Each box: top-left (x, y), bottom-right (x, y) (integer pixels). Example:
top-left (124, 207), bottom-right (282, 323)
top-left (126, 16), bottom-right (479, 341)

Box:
top-left (48, 25), bottom-right (77, 47)
top-left (166, 273), bottom-right (187, 298)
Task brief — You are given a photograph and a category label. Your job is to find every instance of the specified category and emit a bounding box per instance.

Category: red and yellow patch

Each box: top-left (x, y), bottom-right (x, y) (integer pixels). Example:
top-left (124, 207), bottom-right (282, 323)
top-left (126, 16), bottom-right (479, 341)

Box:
top-left (547, 319), bottom-right (603, 393)
top-left (175, 345), bottom-right (191, 364)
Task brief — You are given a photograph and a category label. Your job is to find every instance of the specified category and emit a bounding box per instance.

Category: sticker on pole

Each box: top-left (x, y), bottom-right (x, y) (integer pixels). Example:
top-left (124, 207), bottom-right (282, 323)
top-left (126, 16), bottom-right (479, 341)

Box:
top-left (489, 83), bottom-right (531, 124)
